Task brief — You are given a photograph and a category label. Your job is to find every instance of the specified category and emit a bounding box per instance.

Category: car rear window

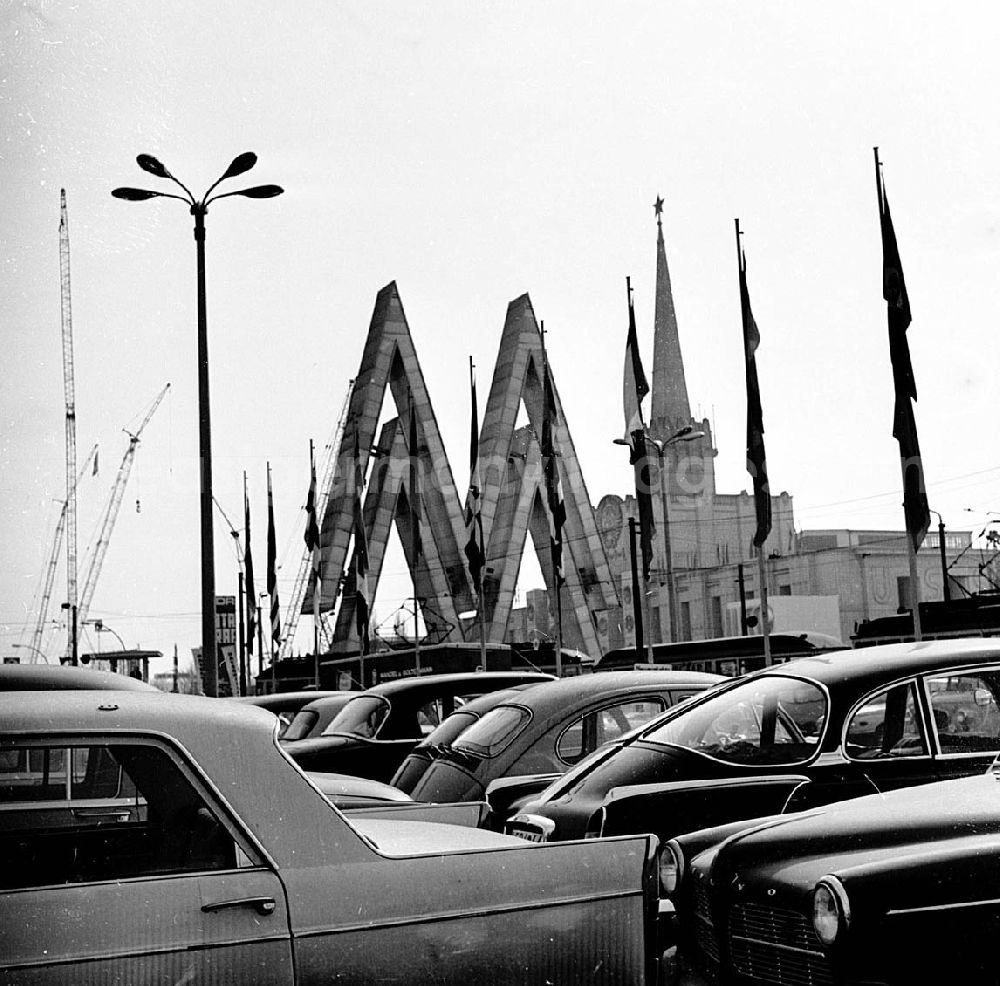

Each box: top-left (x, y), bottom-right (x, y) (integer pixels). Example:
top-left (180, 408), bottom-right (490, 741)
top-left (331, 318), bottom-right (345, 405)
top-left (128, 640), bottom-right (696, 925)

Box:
top-left (642, 674), bottom-right (826, 766)
top-left (282, 709), bottom-right (319, 741)
top-left (324, 695), bottom-right (391, 738)
top-left (453, 706), bottom-right (530, 758)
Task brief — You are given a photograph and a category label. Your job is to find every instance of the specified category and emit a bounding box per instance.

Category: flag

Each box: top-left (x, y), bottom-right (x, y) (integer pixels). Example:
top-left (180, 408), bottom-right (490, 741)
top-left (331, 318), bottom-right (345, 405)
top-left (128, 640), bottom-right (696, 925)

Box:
top-left (267, 464), bottom-right (281, 652)
top-left (738, 229), bottom-right (772, 550)
top-left (352, 432), bottom-right (371, 655)
top-left (243, 477), bottom-right (257, 659)
top-left (407, 392), bottom-right (422, 562)
top-left (876, 151), bottom-right (930, 551)
top-left (304, 443), bottom-right (321, 625)
top-left (464, 360), bottom-right (486, 591)
top-left (541, 352), bottom-right (566, 585)
top-left (623, 278), bottom-right (650, 444)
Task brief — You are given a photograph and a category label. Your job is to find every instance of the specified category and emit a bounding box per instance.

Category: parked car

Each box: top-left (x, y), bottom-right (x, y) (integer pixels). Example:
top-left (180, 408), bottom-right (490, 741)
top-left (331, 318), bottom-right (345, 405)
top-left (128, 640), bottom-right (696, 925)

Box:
top-left (391, 686), bottom-right (539, 794)
top-left (0, 690), bottom-right (663, 984)
top-left (407, 670), bottom-right (724, 818)
top-left (234, 689), bottom-right (351, 738)
top-left (278, 692), bottom-right (358, 741)
top-left (506, 639), bottom-right (1000, 845)
top-left (282, 671), bottom-right (554, 781)
top-left (665, 760), bottom-right (1000, 986)
top-left (0, 663), bottom-right (159, 691)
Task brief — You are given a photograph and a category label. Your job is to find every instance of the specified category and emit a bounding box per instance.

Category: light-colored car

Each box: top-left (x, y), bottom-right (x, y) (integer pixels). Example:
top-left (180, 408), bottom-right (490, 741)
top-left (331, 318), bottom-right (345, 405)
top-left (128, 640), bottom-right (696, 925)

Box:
top-left (0, 690), bottom-right (664, 984)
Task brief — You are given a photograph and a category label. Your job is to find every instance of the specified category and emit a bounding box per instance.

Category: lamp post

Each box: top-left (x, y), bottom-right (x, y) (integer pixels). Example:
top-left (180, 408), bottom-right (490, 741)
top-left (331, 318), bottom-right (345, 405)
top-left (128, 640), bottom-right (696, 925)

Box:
top-left (85, 618), bottom-right (126, 652)
top-left (615, 425), bottom-right (704, 643)
top-left (59, 602), bottom-right (78, 666)
top-left (113, 153), bottom-right (282, 697)
top-left (11, 643), bottom-right (48, 664)
top-left (929, 510), bottom-right (951, 603)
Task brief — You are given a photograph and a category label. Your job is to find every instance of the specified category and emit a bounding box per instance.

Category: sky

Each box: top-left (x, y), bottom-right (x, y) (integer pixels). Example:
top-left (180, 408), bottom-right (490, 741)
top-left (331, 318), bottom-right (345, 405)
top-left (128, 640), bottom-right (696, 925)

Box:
top-left (3, 0), bottom-right (1000, 677)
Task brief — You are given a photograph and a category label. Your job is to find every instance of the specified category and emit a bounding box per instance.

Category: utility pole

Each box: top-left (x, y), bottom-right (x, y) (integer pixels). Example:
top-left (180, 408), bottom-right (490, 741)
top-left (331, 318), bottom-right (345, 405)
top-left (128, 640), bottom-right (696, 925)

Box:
top-left (737, 563), bottom-right (748, 635)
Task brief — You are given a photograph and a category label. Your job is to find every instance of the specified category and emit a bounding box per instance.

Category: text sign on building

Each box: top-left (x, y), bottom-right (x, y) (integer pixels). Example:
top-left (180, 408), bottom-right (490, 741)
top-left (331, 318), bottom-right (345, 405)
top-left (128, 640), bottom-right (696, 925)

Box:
top-left (215, 595), bottom-right (238, 696)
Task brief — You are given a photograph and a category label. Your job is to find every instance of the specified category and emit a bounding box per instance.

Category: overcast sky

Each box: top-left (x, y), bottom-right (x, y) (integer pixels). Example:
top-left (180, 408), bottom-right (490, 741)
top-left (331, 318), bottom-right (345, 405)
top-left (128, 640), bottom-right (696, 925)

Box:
top-left (3, 1), bottom-right (999, 672)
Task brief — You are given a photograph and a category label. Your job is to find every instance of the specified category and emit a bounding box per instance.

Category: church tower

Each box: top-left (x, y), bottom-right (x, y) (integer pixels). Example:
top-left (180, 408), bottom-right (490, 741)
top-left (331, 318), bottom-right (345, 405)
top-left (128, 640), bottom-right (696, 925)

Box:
top-left (648, 197), bottom-right (717, 499)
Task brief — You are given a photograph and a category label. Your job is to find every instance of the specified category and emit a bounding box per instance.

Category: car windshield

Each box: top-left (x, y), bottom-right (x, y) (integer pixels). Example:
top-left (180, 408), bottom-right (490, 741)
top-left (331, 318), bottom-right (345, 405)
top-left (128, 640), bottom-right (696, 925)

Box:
top-left (452, 706), bottom-right (530, 758)
top-left (642, 674), bottom-right (826, 766)
top-left (323, 695), bottom-right (391, 738)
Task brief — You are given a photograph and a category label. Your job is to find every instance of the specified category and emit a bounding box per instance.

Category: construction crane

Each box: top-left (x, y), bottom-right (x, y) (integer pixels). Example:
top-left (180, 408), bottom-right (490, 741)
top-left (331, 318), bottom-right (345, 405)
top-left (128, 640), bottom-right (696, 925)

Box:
top-left (278, 381), bottom-right (354, 660)
top-left (75, 383), bottom-right (170, 632)
top-left (59, 189), bottom-right (79, 658)
top-left (29, 444), bottom-right (98, 662)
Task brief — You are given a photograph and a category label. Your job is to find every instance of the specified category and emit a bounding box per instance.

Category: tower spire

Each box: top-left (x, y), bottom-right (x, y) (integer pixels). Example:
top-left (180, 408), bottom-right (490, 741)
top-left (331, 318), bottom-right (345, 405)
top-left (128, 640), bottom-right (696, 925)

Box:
top-left (649, 195), bottom-right (692, 440)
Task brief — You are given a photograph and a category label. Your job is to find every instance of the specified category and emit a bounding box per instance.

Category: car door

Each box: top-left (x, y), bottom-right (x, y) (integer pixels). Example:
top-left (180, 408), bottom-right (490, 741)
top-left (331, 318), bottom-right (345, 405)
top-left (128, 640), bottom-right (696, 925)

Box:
top-left (0, 736), bottom-right (293, 985)
top-left (923, 668), bottom-right (1000, 782)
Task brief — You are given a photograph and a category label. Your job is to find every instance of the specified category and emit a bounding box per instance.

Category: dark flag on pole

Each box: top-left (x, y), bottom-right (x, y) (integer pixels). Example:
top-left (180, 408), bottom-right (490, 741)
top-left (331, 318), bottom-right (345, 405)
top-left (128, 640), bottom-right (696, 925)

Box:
top-left (304, 443), bottom-right (321, 624)
top-left (407, 391), bottom-right (422, 563)
top-left (464, 359), bottom-right (486, 591)
top-left (243, 476), bottom-right (257, 661)
top-left (623, 276), bottom-right (650, 444)
top-left (267, 464), bottom-right (282, 653)
top-left (875, 149), bottom-right (930, 552)
top-left (622, 278), bottom-right (655, 578)
top-left (737, 224), bottom-right (772, 549)
top-left (352, 433), bottom-right (371, 654)
top-left (541, 343), bottom-right (567, 586)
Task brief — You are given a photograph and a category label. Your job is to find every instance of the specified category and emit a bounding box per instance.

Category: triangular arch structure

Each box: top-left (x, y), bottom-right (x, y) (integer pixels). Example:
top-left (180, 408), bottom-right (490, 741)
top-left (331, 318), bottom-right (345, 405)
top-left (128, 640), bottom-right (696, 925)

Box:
top-left (477, 295), bottom-right (619, 655)
top-left (315, 282), bottom-right (618, 657)
top-left (315, 282), bottom-right (473, 653)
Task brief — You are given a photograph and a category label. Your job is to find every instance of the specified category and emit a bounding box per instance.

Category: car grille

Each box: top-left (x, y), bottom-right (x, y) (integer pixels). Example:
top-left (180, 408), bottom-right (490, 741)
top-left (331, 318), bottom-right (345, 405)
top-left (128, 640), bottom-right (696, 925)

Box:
top-left (728, 902), bottom-right (832, 986)
top-left (692, 875), bottom-right (720, 965)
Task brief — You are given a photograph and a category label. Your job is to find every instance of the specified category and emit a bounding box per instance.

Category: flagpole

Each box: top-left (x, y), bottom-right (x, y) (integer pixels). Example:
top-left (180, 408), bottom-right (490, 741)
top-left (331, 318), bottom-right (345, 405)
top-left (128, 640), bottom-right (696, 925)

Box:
top-left (408, 389), bottom-right (421, 676)
top-left (540, 324), bottom-right (564, 678)
top-left (757, 545), bottom-right (772, 666)
top-left (308, 440), bottom-right (321, 688)
top-left (906, 513), bottom-right (924, 641)
top-left (628, 518), bottom-right (644, 664)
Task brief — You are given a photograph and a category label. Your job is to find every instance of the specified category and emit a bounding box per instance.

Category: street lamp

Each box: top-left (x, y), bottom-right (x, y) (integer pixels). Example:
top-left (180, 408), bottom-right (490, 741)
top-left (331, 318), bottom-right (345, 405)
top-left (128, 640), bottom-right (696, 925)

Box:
top-left (929, 510), bottom-right (951, 603)
top-left (84, 618), bottom-right (126, 651)
top-left (615, 425), bottom-right (705, 643)
top-left (59, 602), bottom-right (78, 666)
top-left (113, 153), bottom-right (282, 697)
top-left (11, 643), bottom-right (48, 664)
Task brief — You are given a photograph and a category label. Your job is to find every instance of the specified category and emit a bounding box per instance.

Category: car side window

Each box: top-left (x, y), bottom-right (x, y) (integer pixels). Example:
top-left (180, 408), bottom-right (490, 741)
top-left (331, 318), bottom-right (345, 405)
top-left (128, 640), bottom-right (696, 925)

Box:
top-left (925, 672), bottom-right (1000, 755)
top-left (846, 682), bottom-right (928, 760)
top-left (0, 741), bottom-right (243, 891)
top-left (556, 699), bottom-right (666, 765)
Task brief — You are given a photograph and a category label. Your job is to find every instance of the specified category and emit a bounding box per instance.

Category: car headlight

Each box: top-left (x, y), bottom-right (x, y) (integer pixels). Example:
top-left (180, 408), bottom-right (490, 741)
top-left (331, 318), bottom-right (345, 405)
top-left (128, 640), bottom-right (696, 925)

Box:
top-left (659, 839), bottom-right (685, 898)
top-left (812, 877), bottom-right (850, 946)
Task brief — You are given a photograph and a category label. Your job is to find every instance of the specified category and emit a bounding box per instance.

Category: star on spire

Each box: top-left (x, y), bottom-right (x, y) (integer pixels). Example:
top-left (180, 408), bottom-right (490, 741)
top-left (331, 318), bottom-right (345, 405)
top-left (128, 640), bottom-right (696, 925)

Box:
top-left (653, 195), bottom-right (664, 225)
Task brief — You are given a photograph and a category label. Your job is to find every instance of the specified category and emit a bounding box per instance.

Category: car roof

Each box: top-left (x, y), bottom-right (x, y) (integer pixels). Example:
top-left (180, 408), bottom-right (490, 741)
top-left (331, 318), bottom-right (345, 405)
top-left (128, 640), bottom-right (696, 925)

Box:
top-left (772, 638), bottom-right (1000, 689)
top-left (361, 671), bottom-right (554, 697)
top-left (0, 664), bottom-right (159, 692)
top-left (494, 669), bottom-right (725, 716)
top-left (237, 690), bottom-right (352, 712)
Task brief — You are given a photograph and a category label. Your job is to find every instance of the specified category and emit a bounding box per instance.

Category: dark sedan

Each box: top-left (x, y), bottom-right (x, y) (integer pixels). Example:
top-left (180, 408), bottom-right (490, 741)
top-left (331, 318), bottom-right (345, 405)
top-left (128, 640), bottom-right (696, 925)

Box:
top-left (507, 639), bottom-right (1000, 845)
top-left (666, 761), bottom-right (1000, 986)
top-left (409, 670), bottom-right (723, 817)
top-left (282, 671), bottom-right (553, 781)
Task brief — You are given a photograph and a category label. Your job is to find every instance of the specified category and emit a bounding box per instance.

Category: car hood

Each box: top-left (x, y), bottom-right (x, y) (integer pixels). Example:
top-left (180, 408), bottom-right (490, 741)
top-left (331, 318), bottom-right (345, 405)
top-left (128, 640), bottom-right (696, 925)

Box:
top-left (349, 817), bottom-right (528, 855)
top-left (706, 770), bottom-right (1000, 892)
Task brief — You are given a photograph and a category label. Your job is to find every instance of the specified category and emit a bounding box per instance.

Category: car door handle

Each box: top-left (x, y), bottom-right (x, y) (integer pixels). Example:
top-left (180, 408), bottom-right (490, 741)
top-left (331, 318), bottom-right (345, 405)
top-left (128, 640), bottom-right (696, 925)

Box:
top-left (202, 896), bottom-right (277, 916)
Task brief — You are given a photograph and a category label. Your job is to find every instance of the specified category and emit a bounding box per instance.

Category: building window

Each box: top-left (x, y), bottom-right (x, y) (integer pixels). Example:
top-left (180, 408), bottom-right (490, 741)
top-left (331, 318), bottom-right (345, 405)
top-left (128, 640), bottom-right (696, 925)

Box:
top-left (709, 596), bottom-right (723, 637)
top-left (680, 601), bottom-right (692, 640)
top-left (897, 576), bottom-right (912, 612)
top-left (778, 584), bottom-right (792, 596)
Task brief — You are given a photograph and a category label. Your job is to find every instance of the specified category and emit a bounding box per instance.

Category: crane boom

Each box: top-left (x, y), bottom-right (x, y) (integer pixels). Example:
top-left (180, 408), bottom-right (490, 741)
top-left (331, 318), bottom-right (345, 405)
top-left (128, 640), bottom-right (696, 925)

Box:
top-left (278, 381), bottom-right (354, 660)
top-left (59, 190), bottom-right (78, 656)
top-left (30, 444), bottom-right (98, 662)
top-left (76, 384), bottom-right (170, 630)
